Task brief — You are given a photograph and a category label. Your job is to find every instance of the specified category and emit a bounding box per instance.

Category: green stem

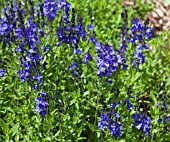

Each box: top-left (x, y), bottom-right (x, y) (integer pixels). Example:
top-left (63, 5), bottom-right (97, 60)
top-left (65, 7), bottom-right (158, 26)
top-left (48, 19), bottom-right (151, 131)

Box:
top-left (91, 78), bottom-right (99, 141)
top-left (59, 119), bottom-right (62, 142)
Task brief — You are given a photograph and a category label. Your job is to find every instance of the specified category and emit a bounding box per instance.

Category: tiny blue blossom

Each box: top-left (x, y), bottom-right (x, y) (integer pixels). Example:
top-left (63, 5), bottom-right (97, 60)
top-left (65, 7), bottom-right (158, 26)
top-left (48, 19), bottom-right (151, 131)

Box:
top-left (44, 44), bottom-right (50, 52)
top-left (0, 69), bottom-right (6, 77)
top-left (88, 24), bottom-right (94, 31)
top-left (34, 97), bottom-right (48, 117)
top-left (83, 53), bottom-right (93, 64)
top-left (166, 116), bottom-right (170, 122)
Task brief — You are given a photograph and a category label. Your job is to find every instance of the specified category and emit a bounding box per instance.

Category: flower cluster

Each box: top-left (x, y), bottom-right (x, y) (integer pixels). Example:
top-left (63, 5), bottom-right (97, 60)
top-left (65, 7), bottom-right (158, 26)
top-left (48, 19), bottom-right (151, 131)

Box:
top-left (0, 2), bottom-right (18, 44)
top-left (119, 9), bottom-right (129, 54)
top-left (56, 7), bottom-right (93, 78)
top-left (88, 10), bottom-right (127, 78)
top-left (16, 16), bottom-right (42, 90)
top-left (34, 3), bottom-right (46, 28)
top-left (132, 114), bottom-right (151, 136)
top-left (34, 92), bottom-right (48, 117)
top-left (118, 10), bottom-right (153, 69)
top-left (123, 87), bottom-right (134, 110)
top-left (83, 53), bottom-right (93, 64)
top-left (57, 8), bottom-right (87, 49)
top-left (43, 0), bottom-right (58, 21)
top-left (98, 101), bottom-right (122, 138)
top-left (130, 18), bottom-right (153, 44)
top-left (16, 14), bottom-right (48, 116)
top-left (58, 0), bottom-right (70, 22)
top-left (130, 18), bottom-right (153, 68)
top-left (131, 44), bottom-right (149, 68)
top-left (0, 1), bottom-right (49, 117)
top-left (68, 62), bottom-right (79, 77)
top-left (28, 0), bottom-right (35, 17)
top-left (109, 115), bottom-right (122, 138)
top-left (42, 0), bottom-right (70, 22)
top-left (95, 42), bottom-right (127, 77)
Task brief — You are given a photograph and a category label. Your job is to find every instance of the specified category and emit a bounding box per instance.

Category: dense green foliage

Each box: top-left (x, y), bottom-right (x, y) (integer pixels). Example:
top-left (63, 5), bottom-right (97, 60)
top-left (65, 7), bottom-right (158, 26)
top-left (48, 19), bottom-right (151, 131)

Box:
top-left (0, 0), bottom-right (170, 141)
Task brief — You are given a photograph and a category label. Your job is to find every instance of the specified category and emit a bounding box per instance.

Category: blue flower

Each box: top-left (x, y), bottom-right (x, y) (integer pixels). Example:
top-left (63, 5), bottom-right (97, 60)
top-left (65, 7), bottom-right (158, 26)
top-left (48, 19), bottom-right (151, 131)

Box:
top-left (98, 113), bottom-right (109, 131)
top-left (34, 97), bottom-right (48, 117)
top-left (88, 24), bottom-right (94, 31)
top-left (131, 44), bottom-right (148, 68)
top-left (83, 53), bottom-right (93, 64)
top-left (132, 114), bottom-right (151, 136)
top-left (38, 92), bottom-right (47, 97)
top-left (166, 116), bottom-right (170, 122)
top-left (43, 0), bottom-right (58, 21)
top-left (99, 98), bottom-right (122, 138)
top-left (109, 120), bottom-right (122, 138)
top-left (106, 79), bottom-right (112, 83)
top-left (15, 46), bottom-right (22, 52)
top-left (158, 118), bottom-right (163, 124)
top-left (44, 44), bottom-right (50, 52)
top-left (68, 62), bottom-right (78, 70)
top-left (72, 48), bottom-right (82, 55)
top-left (110, 101), bottom-right (120, 109)
top-left (114, 113), bottom-right (120, 119)
top-left (145, 27), bottom-right (153, 40)
top-left (124, 100), bottom-right (133, 110)
top-left (130, 18), bottom-right (153, 44)
top-left (33, 73), bottom-right (43, 81)
top-left (0, 69), bottom-right (6, 77)
top-left (56, 42), bottom-right (60, 46)
top-left (89, 37), bottom-right (98, 44)
top-left (58, 0), bottom-right (70, 22)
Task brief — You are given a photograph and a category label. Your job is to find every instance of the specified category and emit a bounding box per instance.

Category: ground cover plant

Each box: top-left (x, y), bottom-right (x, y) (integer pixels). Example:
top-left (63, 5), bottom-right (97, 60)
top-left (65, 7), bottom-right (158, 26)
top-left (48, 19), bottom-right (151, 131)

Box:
top-left (0, 0), bottom-right (170, 141)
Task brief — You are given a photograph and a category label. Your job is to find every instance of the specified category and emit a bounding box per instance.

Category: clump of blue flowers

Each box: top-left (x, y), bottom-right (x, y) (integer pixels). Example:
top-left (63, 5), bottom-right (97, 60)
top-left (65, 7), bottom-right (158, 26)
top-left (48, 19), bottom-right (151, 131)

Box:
top-left (132, 114), bottom-right (151, 136)
top-left (118, 10), bottom-right (153, 69)
top-left (95, 42), bottom-right (127, 78)
top-left (56, 8), bottom-right (87, 48)
top-left (130, 18), bottom-right (153, 68)
top-left (123, 87), bottom-right (134, 110)
top-left (119, 9), bottom-right (129, 54)
top-left (98, 104), bottom-right (122, 138)
top-left (43, 0), bottom-right (58, 21)
top-left (34, 92), bottom-right (48, 117)
top-left (99, 91), bottom-right (122, 138)
top-left (0, 0), bottom-right (50, 117)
